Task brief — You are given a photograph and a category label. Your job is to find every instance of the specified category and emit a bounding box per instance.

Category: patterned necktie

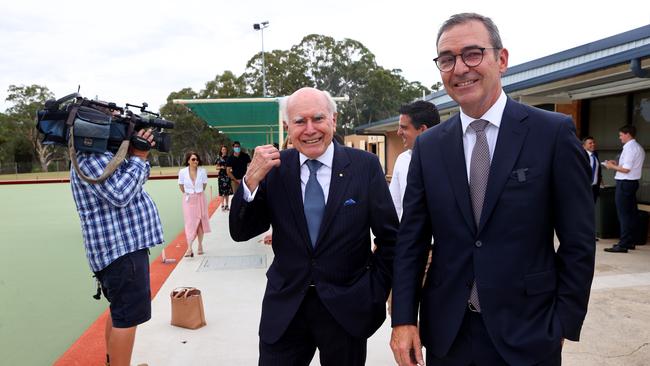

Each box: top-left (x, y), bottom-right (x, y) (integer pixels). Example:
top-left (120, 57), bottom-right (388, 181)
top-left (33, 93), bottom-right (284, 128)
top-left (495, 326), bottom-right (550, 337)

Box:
top-left (468, 119), bottom-right (491, 312)
top-left (304, 160), bottom-right (325, 248)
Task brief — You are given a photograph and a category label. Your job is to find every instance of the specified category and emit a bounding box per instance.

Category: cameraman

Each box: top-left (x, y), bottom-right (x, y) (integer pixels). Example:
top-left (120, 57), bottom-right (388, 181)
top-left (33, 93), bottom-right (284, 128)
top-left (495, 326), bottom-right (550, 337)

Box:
top-left (70, 128), bottom-right (163, 366)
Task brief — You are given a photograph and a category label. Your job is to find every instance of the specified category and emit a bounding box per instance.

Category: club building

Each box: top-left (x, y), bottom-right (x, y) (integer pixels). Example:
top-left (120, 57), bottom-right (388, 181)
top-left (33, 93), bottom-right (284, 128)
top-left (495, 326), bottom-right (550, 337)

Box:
top-left (351, 24), bottom-right (650, 205)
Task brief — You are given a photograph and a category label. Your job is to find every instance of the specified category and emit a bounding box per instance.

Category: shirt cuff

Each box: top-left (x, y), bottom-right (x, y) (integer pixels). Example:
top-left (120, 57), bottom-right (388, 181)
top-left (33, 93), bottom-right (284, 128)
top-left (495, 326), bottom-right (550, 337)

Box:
top-left (129, 156), bottom-right (147, 167)
top-left (242, 176), bottom-right (258, 202)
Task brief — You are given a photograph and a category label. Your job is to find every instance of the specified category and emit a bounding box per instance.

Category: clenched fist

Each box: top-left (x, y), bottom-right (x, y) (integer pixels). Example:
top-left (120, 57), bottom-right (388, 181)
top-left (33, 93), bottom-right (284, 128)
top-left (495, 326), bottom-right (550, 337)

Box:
top-left (243, 144), bottom-right (281, 192)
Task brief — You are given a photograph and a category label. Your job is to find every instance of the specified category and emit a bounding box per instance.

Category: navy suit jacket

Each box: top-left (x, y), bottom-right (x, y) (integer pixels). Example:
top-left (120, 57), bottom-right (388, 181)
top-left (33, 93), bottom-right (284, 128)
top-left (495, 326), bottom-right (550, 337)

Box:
top-left (392, 98), bottom-right (596, 365)
top-left (230, 142), bottom-right (399, 344)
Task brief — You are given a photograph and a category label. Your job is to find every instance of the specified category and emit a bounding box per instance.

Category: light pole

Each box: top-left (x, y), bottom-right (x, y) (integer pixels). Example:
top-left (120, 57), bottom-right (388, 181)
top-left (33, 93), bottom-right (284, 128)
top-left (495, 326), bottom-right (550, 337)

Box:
top-left (253, 21), bottom-right (269, 97)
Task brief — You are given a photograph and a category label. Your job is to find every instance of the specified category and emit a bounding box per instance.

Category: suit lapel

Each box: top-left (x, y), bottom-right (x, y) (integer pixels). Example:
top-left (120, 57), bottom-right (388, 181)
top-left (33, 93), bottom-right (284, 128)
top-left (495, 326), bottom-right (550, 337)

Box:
top-left (315, 142), bottom-right (351, 250)
top-left (440, 116), bottom-right (476, 233)
top-left (281, 149), bottom-right (313, 250)
top-left (479, 98), bottom-right (529, 233)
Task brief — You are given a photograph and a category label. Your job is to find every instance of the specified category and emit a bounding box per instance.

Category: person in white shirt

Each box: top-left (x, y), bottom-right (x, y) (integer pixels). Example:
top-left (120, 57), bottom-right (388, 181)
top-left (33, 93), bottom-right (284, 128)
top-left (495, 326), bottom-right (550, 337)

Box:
top-left (604, 125), bottom-right (646, 253)
top-left (389, 101), bottom-right (440, 219)
top-left (178, 151), bottom-right (212, 257)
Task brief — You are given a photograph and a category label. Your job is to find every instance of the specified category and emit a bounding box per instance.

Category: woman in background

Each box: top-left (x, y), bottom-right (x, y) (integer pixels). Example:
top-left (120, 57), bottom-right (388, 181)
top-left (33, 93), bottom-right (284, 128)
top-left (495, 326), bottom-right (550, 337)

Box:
top-left (178, 151), bottom-right (211, 257)
top-left (215, 145), bottom-right (233, 211)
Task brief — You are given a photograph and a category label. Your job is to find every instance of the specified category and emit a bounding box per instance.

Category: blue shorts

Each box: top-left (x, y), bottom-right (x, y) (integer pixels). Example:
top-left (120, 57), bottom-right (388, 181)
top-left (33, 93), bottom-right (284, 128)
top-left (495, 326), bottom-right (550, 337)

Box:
top-left (95, 249), bottom-right (151, 328)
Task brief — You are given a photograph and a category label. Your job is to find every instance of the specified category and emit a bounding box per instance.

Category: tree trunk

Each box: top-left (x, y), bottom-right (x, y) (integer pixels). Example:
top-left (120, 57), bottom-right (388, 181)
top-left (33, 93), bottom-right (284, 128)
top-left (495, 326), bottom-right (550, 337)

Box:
top-left (29, 127), bottom-right (53, 172)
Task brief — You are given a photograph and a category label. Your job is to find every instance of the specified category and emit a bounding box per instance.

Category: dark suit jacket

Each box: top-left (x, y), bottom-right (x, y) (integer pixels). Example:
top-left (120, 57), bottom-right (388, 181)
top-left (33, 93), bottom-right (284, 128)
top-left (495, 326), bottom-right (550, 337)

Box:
top-left (230, 142), bottom-right (399, 344)
top-left (392, 98), bottom-right (596, 365)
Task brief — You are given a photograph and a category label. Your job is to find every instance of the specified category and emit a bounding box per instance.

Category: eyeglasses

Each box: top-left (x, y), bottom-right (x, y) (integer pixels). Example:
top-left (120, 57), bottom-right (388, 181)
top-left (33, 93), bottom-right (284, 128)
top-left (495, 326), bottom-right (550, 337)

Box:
top-left (433, 47), bottom-right (500, 72)
top-left (190, 158), bottom-right (198, 162)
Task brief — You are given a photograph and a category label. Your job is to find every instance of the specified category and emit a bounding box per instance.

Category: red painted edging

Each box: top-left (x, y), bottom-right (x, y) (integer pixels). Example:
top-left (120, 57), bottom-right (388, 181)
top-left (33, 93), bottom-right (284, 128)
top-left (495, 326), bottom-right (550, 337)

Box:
top-left (54, 196), bottom-right (222, 366)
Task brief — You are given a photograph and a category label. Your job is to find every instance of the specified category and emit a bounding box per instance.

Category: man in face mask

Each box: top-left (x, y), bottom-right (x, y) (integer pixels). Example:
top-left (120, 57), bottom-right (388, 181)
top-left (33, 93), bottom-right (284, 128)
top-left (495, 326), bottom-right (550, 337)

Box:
top-left (226, 141), bottom-right (251, 194)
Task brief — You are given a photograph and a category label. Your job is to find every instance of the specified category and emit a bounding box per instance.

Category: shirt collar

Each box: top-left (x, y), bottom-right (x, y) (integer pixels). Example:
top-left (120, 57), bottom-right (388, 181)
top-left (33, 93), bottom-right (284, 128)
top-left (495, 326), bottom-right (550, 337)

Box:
top-left (299, 141), bottom-right (334, 169)
top-left (460, 90), bottom-right (507, 135)
top-left (623, 139), bottom-right (636, 148)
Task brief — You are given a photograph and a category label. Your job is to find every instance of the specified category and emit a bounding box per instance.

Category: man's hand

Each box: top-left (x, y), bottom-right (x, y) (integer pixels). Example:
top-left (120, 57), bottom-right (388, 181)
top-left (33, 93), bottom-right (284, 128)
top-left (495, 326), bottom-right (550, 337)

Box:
top-left (244, 144), bottom-right (281, 191)
top-left (604, 160), bottom-right (617, 170)
top-left (129, 129), bottom-right (155, 160)
top-left (259, 233), bottom-right (273, 245)
top-left (390, 325), bottom-right (424, 366)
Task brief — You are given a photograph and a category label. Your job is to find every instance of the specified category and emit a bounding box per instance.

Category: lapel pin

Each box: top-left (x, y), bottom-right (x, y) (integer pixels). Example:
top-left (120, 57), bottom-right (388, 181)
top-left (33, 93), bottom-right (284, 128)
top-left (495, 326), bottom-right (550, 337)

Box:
top-left (339, 173), bottom-right (344, 177)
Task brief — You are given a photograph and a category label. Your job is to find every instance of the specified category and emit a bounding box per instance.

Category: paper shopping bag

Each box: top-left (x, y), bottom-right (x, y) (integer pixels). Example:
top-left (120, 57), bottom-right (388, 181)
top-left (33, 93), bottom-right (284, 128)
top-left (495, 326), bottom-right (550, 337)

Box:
top-left (170, 287), bottom-right (206, 329)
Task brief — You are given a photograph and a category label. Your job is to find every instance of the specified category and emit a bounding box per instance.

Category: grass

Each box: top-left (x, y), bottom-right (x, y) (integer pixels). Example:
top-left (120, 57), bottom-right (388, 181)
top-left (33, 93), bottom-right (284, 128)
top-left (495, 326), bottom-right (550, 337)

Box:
top-left (0, 178), bottom-right (220, 365)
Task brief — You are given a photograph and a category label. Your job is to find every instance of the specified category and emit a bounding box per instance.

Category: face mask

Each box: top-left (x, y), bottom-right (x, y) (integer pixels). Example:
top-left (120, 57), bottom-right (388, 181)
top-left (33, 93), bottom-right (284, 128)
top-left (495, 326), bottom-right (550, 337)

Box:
top-left (233, 147), bottom-right (241, 153)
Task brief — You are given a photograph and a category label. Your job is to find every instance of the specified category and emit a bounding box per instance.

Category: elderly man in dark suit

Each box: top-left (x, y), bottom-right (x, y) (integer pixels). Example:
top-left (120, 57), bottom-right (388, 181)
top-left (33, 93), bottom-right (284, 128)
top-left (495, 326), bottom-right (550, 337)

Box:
top-left (230, 87), bottom-right (398, 366)
top-left (390, 13), bottom-right (595, 366)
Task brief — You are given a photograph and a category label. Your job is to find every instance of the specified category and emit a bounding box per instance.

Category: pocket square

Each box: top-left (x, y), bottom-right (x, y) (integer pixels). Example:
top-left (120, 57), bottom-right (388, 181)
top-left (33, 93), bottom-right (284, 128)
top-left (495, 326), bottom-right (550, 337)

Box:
top-left (344, 198), bottom-right (357, 206)
top-left (511, 168), bottom-right (529, 183)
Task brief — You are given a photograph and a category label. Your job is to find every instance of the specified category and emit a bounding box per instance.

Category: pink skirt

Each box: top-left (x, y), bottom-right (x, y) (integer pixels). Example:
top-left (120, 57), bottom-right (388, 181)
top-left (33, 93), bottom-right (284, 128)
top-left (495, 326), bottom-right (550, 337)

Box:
top-left (182, 192), bottom-right (211, 243)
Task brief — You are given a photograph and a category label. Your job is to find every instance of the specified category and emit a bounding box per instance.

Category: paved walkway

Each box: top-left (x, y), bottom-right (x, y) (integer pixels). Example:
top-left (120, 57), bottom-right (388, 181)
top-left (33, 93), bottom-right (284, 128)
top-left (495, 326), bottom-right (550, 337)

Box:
top-left (131, 207), bottom-right (650, 365)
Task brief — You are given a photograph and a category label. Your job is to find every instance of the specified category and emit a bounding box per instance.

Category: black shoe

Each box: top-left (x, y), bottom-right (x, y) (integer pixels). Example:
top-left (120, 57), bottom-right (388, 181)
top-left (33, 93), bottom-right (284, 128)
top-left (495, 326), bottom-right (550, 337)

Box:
top-left (613, 243), bottom-right (636, 250)
top-left (604, 245), bottom-right (628, 253)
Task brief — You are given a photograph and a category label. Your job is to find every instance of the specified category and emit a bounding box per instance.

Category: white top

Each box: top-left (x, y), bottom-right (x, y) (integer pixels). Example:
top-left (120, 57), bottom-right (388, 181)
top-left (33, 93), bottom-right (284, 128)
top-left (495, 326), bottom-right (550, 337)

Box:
top-left (178, 167), bottom-right (208, 193)
top-left (460, 90), bottom-right (507, 181)
top-left (389, 149), bottom-right (411, 220)
top-left (615, 139), bottom-right (645, 180)
top-left (244, 142), bottom-right (334, 203)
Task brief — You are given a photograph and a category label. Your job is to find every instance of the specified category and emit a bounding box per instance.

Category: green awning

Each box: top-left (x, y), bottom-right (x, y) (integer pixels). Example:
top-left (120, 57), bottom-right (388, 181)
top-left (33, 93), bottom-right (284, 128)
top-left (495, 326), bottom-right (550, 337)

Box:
top-left (173, 98), bottom-right (284, 149)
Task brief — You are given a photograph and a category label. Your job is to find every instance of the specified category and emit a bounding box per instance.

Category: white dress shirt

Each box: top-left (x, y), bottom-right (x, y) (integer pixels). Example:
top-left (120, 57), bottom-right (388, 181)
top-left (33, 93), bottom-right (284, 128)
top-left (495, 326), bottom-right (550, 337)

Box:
top-left (243, 142), bottom-right (334, 202)
top-left (389, 149), bottom-right (411, 220)
top-left (178, 167), bottom-right (208, 193)
top-left (616, 139), bottom-right (645, 180)
top-left (587, 151), bottom-right (599, 186)
top-left (460, 90), bottom-right (507, 182)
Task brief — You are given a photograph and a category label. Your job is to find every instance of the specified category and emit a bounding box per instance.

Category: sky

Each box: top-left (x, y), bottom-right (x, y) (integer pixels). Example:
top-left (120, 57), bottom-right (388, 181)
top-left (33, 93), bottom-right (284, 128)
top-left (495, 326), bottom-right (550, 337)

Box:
top-left (1, 0), bottom-right (649, 113)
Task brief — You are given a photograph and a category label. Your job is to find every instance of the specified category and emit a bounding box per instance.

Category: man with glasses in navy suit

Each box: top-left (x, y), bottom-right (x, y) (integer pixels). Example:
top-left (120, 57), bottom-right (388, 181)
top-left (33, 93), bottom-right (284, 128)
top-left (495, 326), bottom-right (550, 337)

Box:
top-left (390, 13), bottom-right (595, 366)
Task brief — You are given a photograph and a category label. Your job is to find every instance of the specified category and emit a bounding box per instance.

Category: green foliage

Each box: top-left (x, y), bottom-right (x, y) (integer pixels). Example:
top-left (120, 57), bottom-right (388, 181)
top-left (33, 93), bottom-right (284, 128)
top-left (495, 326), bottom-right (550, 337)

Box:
top-left (201, 71), bottom-right (247, 99)
top-left (241, 34), bottom-right (430, 128)
top-left (1, 84), bottom-right (67, 172)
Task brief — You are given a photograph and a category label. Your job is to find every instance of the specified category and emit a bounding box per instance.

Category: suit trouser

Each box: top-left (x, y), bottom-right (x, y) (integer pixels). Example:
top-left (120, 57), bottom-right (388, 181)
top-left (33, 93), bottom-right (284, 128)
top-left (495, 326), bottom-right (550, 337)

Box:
top-left (615, 179), bottom-right (639, 247)
top-left (592, 185), bottom-right (599, 203)
top-left (258, 287), bottom-right (367, 366)
top-left (427, 308), bottom-right (561, 366)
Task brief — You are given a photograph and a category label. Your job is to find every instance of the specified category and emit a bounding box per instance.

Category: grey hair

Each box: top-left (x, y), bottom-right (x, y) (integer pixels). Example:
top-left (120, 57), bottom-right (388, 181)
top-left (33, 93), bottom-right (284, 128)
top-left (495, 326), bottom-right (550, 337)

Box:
top-left (281, 88), bottom-right (337, 122)
top-left (436, 13), bottom-right (503, 54)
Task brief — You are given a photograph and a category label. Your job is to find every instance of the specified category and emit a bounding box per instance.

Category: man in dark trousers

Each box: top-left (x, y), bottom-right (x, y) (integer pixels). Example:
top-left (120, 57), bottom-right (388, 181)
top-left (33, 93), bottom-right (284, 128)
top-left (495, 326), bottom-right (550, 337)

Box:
top-left (583, 136), bottom-right (602, 203)
top-left (229, 87), bottom-right (398, 365)
top-left (603, 125), bottom-right (646, 253)
top-left (390, 13), bottom-right (595, 366)
top-left (226, 140), bottom-right (251, 194)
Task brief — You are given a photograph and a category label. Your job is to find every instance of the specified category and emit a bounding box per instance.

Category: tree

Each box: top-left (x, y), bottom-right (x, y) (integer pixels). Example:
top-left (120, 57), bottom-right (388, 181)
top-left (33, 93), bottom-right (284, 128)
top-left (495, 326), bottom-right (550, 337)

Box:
top-left (201, 71), bottom-right (248, 99)
top-left (0, 112), bottom-right (13, 164)
top-left (242, 50), bottom-right (311, 97)
top-left (3, 84), bottom-right (65, 172)
top-left (242, 34), bottom-right (431, 130)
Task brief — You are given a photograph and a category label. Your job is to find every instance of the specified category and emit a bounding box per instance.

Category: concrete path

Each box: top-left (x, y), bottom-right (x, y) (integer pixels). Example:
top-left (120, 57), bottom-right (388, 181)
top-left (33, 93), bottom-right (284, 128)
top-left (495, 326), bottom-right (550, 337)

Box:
top-left (132, 208), bottom-right (650, 365)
